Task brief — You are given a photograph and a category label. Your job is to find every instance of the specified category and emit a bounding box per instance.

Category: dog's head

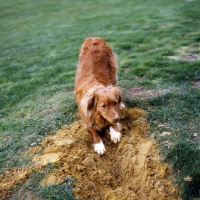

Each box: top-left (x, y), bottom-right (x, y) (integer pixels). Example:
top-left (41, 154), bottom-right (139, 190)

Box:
top-left (81, 86), bottom-right (122, 124)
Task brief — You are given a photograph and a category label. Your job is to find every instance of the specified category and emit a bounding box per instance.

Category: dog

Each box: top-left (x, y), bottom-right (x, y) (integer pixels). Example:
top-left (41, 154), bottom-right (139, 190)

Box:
top-left (74, 37), bottom-right (124, 155)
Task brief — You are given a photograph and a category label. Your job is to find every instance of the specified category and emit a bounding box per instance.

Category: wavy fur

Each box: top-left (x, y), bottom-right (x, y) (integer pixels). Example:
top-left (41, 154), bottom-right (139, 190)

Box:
top-left (74, 37), bottom-right (123, 154)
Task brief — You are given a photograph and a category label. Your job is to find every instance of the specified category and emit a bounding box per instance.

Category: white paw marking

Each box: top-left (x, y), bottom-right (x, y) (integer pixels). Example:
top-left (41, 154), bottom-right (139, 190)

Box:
top-left (120, 103), bottom-right (125, 110)
top-left (94, 140), bottom-right (106, 155)
top-left (109, 127), bottom-right (121, 143)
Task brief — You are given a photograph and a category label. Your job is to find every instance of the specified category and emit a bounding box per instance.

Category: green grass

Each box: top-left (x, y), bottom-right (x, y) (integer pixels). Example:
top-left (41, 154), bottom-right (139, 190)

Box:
top-left (24, 171), bottom-right (75, 200)
top-left (9, 167), bottom-right (75, 200)
top-left (148, 89), bottom-right (200, 200)
top-left (38, 178), bottom-right (75, 200)
top-left (0, 0), bottom-right (200, 199)
top-left (125, 88), bottom-right (200, 199)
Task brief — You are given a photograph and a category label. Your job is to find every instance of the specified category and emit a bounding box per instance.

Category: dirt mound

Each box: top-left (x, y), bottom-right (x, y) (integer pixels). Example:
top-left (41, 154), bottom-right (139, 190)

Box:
top-left (32, 108), bottom-right (181, 200)
top-left (0, 108), bottom-right (181, 200)
top-left (0, 167), bottom-right (31, 199)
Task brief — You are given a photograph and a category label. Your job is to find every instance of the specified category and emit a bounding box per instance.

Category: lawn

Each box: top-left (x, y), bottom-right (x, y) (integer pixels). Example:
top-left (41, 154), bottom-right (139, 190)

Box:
top-left (0, 0), bottom-right (200, 199)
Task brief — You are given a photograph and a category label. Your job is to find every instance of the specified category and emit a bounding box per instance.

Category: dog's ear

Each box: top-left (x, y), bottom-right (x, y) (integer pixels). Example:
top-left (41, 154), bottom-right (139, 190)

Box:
top-left (81, 89), bottom-right (96, 118)
top-left (111, 87), bottom-right (122, 103)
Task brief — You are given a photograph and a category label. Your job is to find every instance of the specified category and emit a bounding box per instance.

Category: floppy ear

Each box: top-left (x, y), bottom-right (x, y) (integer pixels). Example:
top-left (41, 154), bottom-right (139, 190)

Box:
top-left (80, 89), bottom-right (96, 118)
top-left (111, 87), bottom-right (122, 104)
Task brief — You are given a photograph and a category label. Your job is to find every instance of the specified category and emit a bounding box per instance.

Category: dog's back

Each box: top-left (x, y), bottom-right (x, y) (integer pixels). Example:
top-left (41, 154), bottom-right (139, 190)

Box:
top-left (75, 37), bottom-right (118, 93)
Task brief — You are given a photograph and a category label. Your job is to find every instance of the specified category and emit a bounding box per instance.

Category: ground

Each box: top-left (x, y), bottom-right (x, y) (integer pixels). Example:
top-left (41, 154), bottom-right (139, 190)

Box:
top-left (0, 108), bottom-right (181, 200)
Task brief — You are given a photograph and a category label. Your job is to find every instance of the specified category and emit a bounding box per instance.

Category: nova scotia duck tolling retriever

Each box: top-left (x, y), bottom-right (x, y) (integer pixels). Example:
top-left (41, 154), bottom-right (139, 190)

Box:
top-left (74, 37), bottom-right (124, 155)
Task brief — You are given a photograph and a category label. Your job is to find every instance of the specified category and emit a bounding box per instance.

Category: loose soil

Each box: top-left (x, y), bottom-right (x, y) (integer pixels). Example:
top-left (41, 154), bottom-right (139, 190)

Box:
top-left (0, 108), bottom-right (181, 200)
top-left (0, 168), bottom-right (31, 199)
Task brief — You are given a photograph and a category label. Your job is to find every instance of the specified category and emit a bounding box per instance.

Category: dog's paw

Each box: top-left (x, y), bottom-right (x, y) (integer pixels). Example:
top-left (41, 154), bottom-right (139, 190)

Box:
top-left (109, 127), bottom-right (121, 143)
top-left (94, 141), bottom-right (106, 155)
top-left (120, 103), bottom-right (125, 110)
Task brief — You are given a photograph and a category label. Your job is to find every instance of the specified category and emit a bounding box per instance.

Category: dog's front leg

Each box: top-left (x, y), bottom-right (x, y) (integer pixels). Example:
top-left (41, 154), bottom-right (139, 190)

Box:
top-left (88, 127), bottom-right (106, 155)
top-left (109, 123), bottom-right (121, 143)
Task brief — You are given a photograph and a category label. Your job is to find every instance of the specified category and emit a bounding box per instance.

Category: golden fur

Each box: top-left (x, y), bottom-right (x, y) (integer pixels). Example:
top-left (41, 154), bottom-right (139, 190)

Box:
top-left (74, 37), bottom-right (123, 155)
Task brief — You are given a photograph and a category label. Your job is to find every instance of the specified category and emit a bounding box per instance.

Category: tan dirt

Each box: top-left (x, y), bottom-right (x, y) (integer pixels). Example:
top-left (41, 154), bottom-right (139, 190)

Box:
top-left (0, 167), bottom-right (31, 199)
top-left (0, 108), bottom-right (181, 200)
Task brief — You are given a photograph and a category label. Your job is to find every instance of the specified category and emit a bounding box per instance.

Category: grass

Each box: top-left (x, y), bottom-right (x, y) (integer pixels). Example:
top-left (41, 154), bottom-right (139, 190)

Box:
top-left (125, 88), bottom-right (200, 199)
top-left (0, 0), bottom-right (200, 199)
top-left (149, 89), bottom-right (200, 200)
top-left (9, 168), bottom-right (75, 200)
top-left (25, 171), bottom-right (75, 200)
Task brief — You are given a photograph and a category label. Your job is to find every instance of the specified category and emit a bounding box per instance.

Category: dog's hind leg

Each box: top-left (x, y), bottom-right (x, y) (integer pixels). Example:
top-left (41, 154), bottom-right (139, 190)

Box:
top-left (88, 127), bottom-right (106, 155)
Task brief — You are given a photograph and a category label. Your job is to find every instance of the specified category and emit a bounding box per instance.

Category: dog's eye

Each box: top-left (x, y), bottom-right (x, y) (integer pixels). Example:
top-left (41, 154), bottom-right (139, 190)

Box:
top-left (102, 105), bottom-right (107, 109)
top-left (114, 102), bottom-right (118, 106)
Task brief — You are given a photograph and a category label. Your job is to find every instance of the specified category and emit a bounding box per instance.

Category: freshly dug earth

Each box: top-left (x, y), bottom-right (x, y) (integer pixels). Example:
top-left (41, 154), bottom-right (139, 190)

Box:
top-left (0, 168), bottom-right (31, 199)
top-left (0, 108), bottom-right (181, 200)
top-left (33, 108), bottom-right (181, 200)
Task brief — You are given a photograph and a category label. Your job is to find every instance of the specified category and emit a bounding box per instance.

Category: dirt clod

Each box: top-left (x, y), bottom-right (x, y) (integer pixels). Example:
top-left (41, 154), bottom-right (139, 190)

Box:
top-left (0, 168), bottom-right (31, 199)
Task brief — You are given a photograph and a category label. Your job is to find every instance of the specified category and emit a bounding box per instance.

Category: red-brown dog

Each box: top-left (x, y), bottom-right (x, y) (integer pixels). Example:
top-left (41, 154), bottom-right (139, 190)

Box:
top-left (74, 37), bottom-right (124, 155)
